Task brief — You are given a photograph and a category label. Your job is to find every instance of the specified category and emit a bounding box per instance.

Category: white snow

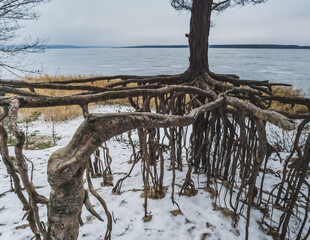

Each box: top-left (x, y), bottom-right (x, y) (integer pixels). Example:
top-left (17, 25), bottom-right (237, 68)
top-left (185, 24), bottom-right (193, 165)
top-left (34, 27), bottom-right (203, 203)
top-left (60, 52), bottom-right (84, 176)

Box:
top-left (0, 104), bottom-right (303, 240)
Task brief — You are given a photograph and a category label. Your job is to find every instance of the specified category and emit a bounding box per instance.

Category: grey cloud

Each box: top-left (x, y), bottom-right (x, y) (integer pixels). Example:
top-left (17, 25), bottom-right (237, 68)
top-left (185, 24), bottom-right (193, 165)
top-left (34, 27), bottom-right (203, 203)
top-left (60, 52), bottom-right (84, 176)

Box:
top-left (24, 0), bottom-right (310, 46)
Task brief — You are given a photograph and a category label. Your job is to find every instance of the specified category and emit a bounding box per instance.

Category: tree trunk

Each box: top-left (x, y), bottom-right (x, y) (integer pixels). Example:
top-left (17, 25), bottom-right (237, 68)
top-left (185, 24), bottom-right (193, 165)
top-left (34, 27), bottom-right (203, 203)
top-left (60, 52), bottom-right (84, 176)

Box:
top-left (188, 0), bottom-right (213, 74)
top-left (48, 171), bottom-right (85, 240)
top-left (188, 0), bottom-right (213, 172)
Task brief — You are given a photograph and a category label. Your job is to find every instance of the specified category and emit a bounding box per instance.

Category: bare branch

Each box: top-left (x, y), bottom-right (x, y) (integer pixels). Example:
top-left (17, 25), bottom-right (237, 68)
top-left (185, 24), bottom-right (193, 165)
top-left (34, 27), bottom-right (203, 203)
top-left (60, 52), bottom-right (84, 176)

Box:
top-left (212, 0), bottom-right (230, 11)
top-left (212, 0), bottom-right (268, 12)
top-left (170, 0), bottom-right (192, 11)
top-left (0, 0), bottom-right (48, 74)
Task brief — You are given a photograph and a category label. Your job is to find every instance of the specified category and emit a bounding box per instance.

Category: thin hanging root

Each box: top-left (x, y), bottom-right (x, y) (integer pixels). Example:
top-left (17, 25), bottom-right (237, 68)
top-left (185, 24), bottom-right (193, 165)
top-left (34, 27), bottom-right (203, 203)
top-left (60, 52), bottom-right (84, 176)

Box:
top-left (23, 154), bottom-right (34, 183)
top-left (101, 143), bottom-right (113, 186)
top-left (179, 164), bottom-right (197, 197)
top-left (140, 129), bottom-right (152, 221)
top-left (112, 131), bottom-right (140, 194)
top-left (93, 153), bottom-right (103, 177)
top-left (112, 154), bottom-right (139, 194)
top-left (86, 164), bottom-right (112, 240)
top-left (180, 140), bottom-right (208, 196)
top-left (179, 179), bottom-right (196, 196)
top-left (83, 190), bottom-right (104, 222)
top-left (165, 128), bottom-right (181, 212)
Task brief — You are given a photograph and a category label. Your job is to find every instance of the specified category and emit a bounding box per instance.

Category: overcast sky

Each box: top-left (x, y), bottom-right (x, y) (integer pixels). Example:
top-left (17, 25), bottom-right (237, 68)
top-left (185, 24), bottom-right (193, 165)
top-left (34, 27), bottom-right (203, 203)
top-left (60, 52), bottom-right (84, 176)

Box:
top-left (24, 0), bottom-right (310, 46)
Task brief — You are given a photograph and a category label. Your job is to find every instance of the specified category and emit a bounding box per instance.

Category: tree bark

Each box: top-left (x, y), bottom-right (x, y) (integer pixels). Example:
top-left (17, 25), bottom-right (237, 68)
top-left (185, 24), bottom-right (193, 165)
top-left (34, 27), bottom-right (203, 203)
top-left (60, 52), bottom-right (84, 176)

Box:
top-left (188, 0), bottom-right (213, 74)
top-left (47, 102), bottom-right (223, 239)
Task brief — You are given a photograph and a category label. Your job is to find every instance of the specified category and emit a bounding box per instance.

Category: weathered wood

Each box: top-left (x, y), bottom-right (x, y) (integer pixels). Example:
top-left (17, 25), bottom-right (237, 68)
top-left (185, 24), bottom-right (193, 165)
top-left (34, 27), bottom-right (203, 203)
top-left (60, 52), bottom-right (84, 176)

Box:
top-left (8, 99), bottom-right (49, 239)
top-left (47, 100), bottom-right (223, 239)
top-left (0, 85), bottom-right (47, 97)
top-left (226, 96), bottom-right (296, 130)
top-left (0, 79), bottom-right (160, 92)
top-left (0, 85), bottom-right (216, 108)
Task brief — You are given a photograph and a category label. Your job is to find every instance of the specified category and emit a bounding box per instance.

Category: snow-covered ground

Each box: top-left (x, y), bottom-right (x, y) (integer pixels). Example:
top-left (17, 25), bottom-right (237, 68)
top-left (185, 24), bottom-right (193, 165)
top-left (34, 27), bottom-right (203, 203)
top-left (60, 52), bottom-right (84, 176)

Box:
top-left (0, 105), bottom-right (303, 239)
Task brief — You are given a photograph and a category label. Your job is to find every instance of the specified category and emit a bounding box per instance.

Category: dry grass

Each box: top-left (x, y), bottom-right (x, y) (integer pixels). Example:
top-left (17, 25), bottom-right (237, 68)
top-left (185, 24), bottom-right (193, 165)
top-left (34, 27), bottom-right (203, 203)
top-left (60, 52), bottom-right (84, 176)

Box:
top-left (19, 75), bottom-right (135, 121)
top-left (170, 209), bottom-right (183, 216)
top-left (140, 186), bottom-right (168, 199)
top-left (269, 86), bottom-right (308, 113)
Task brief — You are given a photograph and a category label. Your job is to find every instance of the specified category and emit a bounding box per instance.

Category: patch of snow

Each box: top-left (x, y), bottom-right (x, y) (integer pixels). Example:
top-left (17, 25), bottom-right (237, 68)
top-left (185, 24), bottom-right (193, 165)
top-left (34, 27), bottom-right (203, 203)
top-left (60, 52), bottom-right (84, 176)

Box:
top-left (1, 104), bottom-right (303, 239)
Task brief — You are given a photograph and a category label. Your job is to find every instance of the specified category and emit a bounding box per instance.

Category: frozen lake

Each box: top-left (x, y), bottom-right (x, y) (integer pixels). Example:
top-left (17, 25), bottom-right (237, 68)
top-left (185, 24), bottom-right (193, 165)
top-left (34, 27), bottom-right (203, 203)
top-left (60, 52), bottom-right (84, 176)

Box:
top-left (3, 47), bottom-right (310, 96)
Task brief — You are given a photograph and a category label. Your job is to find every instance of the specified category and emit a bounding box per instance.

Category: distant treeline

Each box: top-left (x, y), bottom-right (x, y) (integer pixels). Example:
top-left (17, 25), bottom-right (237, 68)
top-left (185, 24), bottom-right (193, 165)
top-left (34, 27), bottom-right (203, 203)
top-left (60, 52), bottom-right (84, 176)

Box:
top-left (20, 44), bottom-right (310, 49)
top-left (123, 44), bottom-right (310, 49)
top-left (43, 45), bottom-right (108, 49)
top-left (210, 44), bottom-right (310, 49)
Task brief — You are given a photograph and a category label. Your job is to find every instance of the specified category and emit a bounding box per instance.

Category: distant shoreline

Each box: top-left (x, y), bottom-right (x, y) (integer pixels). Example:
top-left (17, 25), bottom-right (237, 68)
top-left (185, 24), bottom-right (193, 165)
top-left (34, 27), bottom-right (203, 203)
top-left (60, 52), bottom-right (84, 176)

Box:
top-left (43, 44), bottom-right (310, 50)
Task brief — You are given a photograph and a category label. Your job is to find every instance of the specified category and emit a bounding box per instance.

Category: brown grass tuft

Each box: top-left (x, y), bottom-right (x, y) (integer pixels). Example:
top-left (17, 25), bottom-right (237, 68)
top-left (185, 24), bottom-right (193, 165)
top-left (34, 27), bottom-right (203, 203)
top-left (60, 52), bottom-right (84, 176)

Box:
top-left (140, 186), bottom-right (168, 199)
top-left (269, 86), bottom-right (308, 113)
top-left (170, 209), bottom-right (183, 216)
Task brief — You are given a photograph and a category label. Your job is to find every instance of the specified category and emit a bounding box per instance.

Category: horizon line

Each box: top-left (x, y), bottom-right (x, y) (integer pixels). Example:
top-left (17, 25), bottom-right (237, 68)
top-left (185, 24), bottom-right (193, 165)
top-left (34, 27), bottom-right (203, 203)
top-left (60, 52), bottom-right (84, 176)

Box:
top-left (41, 44), bottom-right (310, 50)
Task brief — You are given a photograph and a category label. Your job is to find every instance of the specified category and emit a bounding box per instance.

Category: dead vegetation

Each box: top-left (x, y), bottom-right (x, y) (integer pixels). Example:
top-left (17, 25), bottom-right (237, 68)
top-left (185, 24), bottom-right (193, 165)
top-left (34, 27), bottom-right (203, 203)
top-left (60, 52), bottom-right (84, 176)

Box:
top-left (140, 186), bottom-right (168, 199)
